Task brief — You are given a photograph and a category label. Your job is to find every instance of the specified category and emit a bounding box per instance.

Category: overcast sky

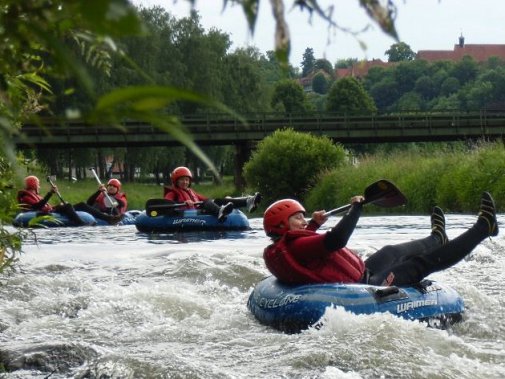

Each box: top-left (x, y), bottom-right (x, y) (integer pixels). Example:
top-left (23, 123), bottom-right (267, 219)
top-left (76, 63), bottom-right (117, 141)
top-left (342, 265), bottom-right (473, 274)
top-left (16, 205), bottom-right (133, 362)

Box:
top-left (134, 0), bottom-right (505, 68)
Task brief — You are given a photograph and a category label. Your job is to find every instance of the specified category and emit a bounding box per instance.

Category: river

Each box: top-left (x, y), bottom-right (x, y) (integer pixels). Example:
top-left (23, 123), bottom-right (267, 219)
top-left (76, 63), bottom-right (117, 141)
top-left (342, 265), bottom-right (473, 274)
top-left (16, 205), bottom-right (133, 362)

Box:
top-left (0, 214), bottom-right (504, 378)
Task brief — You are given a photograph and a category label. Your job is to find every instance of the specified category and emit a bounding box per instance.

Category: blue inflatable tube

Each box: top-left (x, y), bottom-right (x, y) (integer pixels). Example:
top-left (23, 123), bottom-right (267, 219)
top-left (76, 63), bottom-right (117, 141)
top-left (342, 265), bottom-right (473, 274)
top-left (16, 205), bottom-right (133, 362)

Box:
top-left (135, 209), bottom-right (250, 233)
top-left (92, 210), bottom-right (142, 226)
top-left (247, 276), bottom-right (464, 333)
top-left (13, 211), bottom-right (97, 227)
top-left (13, 210), bottom-right (141, 227)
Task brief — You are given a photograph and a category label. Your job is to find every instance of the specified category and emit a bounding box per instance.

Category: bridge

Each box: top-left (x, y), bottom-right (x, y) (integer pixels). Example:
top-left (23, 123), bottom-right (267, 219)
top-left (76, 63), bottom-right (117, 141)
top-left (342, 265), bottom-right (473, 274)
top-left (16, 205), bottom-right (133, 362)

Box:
top-left (14, 110), bottom-right (505, 148)
top-left (15, 110), bottom-right (505, 188)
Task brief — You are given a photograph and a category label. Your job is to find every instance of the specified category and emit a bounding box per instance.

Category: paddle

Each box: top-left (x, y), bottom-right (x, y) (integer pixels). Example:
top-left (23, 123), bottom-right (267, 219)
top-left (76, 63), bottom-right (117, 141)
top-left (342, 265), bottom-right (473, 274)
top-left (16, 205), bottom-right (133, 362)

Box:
top-left (46, 176), bottom-right (66, 204)
top-left (323, 179), bottom-right (407, 217)
top-left (145, 198), bottom-right (203, 217)
top-left (89, 167), bottom-right (118, 209)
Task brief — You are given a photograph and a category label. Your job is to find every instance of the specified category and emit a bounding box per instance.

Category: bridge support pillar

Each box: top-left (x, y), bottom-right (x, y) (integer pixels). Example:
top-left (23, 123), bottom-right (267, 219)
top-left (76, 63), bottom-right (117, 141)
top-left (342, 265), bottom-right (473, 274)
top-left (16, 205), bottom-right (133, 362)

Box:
top-left (234, 141), bottom-right (253, 191)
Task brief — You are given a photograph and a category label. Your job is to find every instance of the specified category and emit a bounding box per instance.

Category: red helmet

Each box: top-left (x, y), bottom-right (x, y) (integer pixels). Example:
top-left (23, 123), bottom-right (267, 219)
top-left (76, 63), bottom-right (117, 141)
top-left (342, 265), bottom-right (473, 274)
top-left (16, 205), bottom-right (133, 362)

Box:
top-left (24, 175), bottom-right (40, 190)
top-left (170, 166), bottom-right (192, 186)
top-left (263, 199), bottom-right (306, 236)
top-left (107, 178), bottom-right (121, 189)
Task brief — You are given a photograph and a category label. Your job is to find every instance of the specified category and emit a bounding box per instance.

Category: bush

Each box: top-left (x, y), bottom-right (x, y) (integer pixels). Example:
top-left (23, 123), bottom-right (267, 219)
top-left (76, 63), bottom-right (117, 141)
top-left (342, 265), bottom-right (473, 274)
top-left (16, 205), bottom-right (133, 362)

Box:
top-left (243, 128), bottom-right (348, 206)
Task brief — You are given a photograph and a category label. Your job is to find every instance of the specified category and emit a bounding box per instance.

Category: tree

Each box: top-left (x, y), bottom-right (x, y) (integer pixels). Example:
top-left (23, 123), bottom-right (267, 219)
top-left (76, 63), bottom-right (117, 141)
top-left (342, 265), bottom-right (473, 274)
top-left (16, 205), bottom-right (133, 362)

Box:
top-left (414, 75), bottom-right (436, 99)
top-left (439, 77), bottom-right (460, 97)
top-left (393, 60), bottom-right (429, 93)
top-left (385, 42), bottom-right (416, 62)
top-left (314, 58), bottom-right (335, 78)
top-left (271, 79), bottom-right (306, 113)
top-left (465, 82), bottom-right (494, 110)
top-left (335, 58), bottom-right (358, 69)
top-left (326, 77), bottom-right (377, 114)
top-left (221, 48), bottom-right (271, 113)
top-left (261, 50), bottom-right (294, 83)
top-left (301, 48), bottom-right (316, 77)
top-left (312, 73), bottom-right (329, 94)
top-left (395, 92), bottom-right (423, 111)
top-left (450, 56), bottom-right (478, 85)
top-left (431, 94), bottom-right (461, 110)
top-left (479, 67), bottom-right (505, 107)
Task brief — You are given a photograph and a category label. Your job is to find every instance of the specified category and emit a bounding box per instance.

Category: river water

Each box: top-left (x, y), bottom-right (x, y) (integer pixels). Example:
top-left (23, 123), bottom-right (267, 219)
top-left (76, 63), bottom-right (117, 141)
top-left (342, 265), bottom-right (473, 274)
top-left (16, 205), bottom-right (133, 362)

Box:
top-left (0, 214), bottom-right (504, 379)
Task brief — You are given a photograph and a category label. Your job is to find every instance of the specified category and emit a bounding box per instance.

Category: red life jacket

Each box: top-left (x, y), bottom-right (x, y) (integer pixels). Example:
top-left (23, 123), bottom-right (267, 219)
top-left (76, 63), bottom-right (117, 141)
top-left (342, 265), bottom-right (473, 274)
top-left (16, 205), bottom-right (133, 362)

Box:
top-left (263, 229), bottom-right (365, 285)
top-left (164, 186), bottom-right (207, 208)
top-left (17, 189), bottom-right (53, 213)
top-left (95, 192), bottom-right (128, 214)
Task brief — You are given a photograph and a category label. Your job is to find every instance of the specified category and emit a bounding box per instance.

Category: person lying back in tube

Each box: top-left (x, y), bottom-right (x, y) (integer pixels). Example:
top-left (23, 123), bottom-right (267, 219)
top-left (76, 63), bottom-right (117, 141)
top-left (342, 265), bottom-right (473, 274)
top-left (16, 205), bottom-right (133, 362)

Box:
top-left (262, 193), bottom-right (498, 287)
top-left (74, 178), bottom-right (127, 225)
top-left (17, 175), bottom-right (85, 226)
top-left (164, 166), bottom-right (261, 222)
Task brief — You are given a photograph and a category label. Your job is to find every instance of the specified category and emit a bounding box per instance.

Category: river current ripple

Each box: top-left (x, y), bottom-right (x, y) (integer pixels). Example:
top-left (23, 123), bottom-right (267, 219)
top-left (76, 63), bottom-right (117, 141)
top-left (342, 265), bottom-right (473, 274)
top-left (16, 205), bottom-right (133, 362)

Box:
top-left (0, 214), bottom-right (504, 378)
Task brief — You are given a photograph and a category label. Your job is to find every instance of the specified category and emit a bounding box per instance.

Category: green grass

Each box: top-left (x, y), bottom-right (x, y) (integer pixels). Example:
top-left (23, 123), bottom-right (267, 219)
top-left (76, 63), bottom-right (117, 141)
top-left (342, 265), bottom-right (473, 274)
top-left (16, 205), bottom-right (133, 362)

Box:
top-left (306, 141), bottom-right (505, 214)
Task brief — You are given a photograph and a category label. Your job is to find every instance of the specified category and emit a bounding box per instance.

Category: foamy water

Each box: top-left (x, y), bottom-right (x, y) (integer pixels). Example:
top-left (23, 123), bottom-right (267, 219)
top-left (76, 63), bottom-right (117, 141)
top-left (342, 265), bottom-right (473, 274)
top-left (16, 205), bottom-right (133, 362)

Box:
top-left (0, 214), bottom-right (504, 378)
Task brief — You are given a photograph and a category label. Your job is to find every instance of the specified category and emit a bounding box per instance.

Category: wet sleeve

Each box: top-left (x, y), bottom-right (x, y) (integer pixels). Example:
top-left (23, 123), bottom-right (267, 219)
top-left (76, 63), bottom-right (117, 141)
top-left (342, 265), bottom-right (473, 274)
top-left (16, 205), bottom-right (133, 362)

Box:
top-left (86, 190), bottom-right (101, 205)
top-left (32, 192), bottom-right (53, 211)
top-left (307, 219), bottom-right (321, 231)
top-left (323, 203), bottom-right (362, 251)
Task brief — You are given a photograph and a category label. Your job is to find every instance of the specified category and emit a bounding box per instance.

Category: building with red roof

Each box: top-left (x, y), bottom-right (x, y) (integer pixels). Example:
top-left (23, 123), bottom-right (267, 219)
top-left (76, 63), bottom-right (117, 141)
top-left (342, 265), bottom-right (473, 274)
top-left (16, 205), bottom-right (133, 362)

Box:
top-left (417, 35), bottom-right (505, 62)
top-left (300, 36), bottom-right (505, 91)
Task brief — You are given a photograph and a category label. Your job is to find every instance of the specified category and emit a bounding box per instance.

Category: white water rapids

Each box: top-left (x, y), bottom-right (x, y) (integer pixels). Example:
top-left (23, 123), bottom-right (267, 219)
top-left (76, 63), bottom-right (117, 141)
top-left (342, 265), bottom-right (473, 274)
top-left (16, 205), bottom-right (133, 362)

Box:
top-left (0, 214), bottom-right (504, 378)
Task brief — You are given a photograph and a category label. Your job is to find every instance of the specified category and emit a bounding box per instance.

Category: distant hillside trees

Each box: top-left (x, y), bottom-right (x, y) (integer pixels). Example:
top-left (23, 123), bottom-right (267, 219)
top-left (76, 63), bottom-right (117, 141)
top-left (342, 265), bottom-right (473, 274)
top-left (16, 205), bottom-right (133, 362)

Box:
top-left (364, 55), bottom-right (505, 112)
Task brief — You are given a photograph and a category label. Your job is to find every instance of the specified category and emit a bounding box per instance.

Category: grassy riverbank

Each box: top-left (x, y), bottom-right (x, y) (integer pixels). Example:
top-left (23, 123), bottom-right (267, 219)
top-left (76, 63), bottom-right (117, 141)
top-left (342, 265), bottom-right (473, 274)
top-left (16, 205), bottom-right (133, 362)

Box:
top-left (18, 142), bottom-right (505, 216)
top-left (306, 141), bottom-right (505, 214)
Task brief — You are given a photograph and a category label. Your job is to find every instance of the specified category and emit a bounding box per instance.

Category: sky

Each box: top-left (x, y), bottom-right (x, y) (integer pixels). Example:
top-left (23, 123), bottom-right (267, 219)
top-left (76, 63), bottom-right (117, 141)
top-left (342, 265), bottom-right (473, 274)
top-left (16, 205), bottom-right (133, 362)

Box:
top-left (133, 0), bottom-right (505, 69)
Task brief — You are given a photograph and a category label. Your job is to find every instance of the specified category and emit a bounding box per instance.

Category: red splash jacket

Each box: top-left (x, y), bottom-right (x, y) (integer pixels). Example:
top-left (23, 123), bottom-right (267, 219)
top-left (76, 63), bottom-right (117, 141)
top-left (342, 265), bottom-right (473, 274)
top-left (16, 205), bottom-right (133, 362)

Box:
top-left (164, 187), bottom-right (207, 208)
top-left (263, 228), bottom-right (365, 285)
top-left (17, 190), bottom-right (53, 213)
top-left (95, 192), bottom-right (128, 215)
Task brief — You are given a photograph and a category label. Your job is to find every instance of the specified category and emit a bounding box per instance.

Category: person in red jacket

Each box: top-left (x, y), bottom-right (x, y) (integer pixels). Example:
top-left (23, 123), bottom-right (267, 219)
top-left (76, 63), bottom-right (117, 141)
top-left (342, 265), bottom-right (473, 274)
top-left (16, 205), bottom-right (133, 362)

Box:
top-left (263, 192), bottom-right (498, 287)
top-left (17, 175), bottom-right (86, 226)
top-left (74, 178), bottom-right (127, 225)
top-left (164, 166), bottom-right (261, 222)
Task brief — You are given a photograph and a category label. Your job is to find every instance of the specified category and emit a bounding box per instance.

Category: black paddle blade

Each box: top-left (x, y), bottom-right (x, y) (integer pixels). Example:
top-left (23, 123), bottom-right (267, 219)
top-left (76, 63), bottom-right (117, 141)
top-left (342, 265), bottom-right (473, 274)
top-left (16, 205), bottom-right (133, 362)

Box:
top-left (364, 179), bottom-right (407, 208)
top-left (145, 199), bottom-right (181, 217)
top-left (144, 199), bottom-right (203, 217)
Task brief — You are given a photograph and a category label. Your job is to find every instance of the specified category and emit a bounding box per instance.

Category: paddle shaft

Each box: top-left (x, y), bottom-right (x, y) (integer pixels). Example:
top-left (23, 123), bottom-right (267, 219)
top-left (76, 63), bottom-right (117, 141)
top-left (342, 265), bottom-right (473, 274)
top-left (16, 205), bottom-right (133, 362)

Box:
top-left (323, 204), bottom-right (353, 217)
top-left (149, 201), bottom-right (203, 209)
top-left (146, 200), bottom-right (203, 217)
top-left (89, 168), bottom-right (118, 208)
top-left (323, 197), bottom-right (383, 217)
top-left (46, 176), bottom-right (66, 204)
top-left (323, 180), bottom-right (406, 217)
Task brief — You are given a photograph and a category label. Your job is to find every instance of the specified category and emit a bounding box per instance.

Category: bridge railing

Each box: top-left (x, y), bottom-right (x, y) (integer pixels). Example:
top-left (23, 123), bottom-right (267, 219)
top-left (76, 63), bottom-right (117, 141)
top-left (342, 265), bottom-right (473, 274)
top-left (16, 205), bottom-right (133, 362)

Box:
top-left (16, 109), bottom-right (505, 147)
